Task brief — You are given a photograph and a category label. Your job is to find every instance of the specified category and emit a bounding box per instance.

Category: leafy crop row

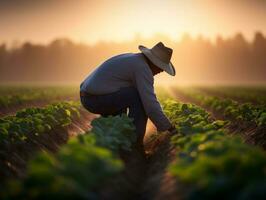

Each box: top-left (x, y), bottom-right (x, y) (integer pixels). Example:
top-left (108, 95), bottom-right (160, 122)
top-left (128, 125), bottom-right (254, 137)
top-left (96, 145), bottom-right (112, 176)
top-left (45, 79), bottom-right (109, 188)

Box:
top-left (175, 88), bottom-right (266, 127)
top-left (0, 86), bottom-right (77, 108)
top-left (1, 114), bottom-right (136, 199)
top-left (161, 99), bottom-right (266, 200)
top-left (0, 101), bottom-right (80, 145)
top-left (198, 86), bottom-right (266, 105)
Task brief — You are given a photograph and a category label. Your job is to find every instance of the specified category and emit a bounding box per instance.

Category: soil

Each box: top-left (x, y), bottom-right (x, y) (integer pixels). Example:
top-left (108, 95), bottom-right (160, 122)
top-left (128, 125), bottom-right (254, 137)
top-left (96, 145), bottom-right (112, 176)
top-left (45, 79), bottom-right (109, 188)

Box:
top-left (99, 131), bottom-right (181, 200)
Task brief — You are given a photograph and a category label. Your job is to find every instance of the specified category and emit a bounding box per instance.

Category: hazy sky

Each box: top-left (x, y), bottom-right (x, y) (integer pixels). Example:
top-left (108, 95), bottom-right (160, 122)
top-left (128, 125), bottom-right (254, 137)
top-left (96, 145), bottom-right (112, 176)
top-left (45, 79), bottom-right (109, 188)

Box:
top-left (0, 0), bottom-right (266, 45)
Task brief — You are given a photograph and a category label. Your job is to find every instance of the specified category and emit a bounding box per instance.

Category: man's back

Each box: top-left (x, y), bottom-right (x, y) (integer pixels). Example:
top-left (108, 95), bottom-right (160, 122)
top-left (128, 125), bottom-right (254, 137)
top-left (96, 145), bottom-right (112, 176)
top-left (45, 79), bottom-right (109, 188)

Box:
top-left (80, 53), bottom-right (152, 95)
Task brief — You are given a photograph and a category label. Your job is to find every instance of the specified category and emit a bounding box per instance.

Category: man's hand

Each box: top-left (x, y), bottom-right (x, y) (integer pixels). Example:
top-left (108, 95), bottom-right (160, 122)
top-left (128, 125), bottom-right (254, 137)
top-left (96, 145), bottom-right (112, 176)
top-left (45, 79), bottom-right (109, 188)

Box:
top-left (167, 125), bottom-right (178, 135)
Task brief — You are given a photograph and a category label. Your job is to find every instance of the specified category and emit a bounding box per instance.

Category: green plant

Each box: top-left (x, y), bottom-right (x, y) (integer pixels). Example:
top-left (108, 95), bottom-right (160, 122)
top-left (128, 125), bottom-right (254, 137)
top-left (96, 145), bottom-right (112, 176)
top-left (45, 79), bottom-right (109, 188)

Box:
top-left (90, 114), bottom-right (136, 152)
top-left (1, 114), bottom-right (136, 199)
top-left (3, 134), bottom-right (123, 200)
top-left (161, 98), bottom-right (266, 200)
top-left (0, 101), bottom-right (80, 145)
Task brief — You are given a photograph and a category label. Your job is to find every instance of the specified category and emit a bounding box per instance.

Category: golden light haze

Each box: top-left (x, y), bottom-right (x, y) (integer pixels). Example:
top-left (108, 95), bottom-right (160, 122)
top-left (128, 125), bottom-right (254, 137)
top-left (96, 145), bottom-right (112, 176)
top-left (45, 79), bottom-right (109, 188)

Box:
top-left (0, 0), bottom-right (266, 45)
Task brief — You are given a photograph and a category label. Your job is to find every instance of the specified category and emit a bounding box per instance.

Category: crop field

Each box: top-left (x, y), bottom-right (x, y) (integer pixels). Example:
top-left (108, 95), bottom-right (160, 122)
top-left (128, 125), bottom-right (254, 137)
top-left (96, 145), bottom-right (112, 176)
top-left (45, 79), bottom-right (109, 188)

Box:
top-left (0, 85), bottom-right (78, 117)
top-left (0, 85), bottom-right (265, 200)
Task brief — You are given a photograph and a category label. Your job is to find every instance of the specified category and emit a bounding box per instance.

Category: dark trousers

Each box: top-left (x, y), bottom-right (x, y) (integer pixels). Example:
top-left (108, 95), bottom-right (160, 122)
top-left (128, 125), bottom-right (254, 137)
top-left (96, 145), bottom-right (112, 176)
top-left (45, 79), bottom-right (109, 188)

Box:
top-left (80, 87), bottom-right (148, 146)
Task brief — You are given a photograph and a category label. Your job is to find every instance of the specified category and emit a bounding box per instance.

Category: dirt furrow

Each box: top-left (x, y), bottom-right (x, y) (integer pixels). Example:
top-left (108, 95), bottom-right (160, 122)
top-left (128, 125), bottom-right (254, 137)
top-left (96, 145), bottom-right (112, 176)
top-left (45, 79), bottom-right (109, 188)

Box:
top-left (100, 131), bottom-right (176, 200)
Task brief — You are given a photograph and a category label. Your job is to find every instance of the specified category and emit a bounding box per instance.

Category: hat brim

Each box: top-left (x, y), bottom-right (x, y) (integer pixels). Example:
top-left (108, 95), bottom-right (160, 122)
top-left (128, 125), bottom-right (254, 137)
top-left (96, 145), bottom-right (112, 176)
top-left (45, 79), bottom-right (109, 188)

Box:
top-left (139, 45), bottom-right (176, 76)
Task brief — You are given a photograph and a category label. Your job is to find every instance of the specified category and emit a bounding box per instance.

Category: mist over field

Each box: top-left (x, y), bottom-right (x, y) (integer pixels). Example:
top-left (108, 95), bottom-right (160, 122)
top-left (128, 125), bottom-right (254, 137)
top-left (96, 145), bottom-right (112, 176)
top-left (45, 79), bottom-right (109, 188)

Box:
top-left (0, 32), bottom-right (266, 85)
top-left (1, 0), bottom-right (266, 86)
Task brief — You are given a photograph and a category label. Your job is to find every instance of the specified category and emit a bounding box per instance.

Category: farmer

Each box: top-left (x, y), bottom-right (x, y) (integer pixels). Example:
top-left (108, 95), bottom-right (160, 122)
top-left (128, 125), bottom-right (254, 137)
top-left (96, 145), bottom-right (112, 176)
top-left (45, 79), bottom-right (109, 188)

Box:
top-left (80, 42), bottom-right (177, 154)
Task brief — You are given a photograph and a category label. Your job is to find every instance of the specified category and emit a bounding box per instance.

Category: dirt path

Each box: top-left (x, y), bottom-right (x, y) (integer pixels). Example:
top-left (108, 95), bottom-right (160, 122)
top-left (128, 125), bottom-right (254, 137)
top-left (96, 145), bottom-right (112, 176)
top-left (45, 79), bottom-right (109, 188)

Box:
top-left (100, 133), bottom-right (177, 200)
top-left (141, 133), bottom-right (178, 200)
top-left (98, 114), bottom-right (180, 200)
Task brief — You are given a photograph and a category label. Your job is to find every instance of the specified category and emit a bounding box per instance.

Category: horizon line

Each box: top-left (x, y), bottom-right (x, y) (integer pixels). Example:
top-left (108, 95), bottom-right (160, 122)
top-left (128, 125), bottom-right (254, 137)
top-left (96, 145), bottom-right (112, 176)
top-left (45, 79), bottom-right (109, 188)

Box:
top-left (1, 31), bottom-right (265, 48)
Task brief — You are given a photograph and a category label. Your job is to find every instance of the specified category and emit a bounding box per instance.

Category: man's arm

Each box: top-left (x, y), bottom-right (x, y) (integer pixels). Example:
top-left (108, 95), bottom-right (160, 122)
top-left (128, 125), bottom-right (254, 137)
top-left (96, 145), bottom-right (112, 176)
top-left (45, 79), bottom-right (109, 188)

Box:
top-left (134, 64), bottom-right (172, 132)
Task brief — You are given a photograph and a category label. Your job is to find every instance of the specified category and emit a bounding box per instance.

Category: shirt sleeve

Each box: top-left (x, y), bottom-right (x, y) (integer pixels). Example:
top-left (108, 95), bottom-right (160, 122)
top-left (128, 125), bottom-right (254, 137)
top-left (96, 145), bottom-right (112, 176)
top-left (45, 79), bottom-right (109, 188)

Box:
top-left (134, 63), bottom-right (172, 131)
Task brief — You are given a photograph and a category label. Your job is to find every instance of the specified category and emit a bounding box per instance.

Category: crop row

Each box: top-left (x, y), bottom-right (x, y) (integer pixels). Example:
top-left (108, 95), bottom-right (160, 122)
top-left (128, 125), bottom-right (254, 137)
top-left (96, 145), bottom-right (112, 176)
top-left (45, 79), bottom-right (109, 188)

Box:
top-left (2, 94), bottom-right (265, 199)
top-left (174, 88), bottom-right (266, 127)
top-left (0, 101), bottom-right (80, 146)
top-left (197, 86), bottom-right (266, 105)
top-left (0, 86), bottom-right (78, 108)
top-left (161, 99), bottom-right (266, 199)
top-left (1, 114), bottom-right (136, 199)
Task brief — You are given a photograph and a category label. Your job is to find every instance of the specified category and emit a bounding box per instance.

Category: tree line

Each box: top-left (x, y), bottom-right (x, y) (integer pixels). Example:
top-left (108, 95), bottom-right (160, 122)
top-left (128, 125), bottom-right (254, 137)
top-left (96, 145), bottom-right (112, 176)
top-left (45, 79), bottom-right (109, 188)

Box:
top-left (0, 32), bottom-right (265, 84)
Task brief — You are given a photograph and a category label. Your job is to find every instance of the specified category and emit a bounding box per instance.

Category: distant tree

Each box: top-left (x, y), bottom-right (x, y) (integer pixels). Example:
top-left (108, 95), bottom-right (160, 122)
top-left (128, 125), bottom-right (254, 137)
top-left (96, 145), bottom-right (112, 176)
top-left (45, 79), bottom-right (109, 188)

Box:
top-left (252, 32), bottom-right (266, 79)
top-left (0, 44), bottom-right (7, 73)
top-left (0, 32), bottom-right (265, 84)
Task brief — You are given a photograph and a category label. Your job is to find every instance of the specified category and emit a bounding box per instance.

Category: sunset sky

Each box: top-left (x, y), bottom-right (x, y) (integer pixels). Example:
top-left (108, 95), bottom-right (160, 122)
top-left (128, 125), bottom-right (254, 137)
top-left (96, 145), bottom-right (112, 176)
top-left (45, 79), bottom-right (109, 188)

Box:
top-left (0, 0), bottom-right (266, 45)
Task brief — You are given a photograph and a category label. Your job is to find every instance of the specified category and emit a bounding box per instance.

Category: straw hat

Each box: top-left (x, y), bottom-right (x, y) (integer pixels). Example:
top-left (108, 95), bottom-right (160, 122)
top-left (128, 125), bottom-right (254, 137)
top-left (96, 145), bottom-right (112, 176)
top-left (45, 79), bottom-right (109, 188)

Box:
top-left (139, 42), bottom-right (175, 76)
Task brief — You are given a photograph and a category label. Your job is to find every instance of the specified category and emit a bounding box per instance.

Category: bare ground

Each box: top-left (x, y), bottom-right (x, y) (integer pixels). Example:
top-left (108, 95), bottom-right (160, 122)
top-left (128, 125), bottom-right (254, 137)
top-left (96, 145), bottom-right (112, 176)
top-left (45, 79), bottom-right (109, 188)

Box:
top-left (100, 124), bottom-right (180, 200)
